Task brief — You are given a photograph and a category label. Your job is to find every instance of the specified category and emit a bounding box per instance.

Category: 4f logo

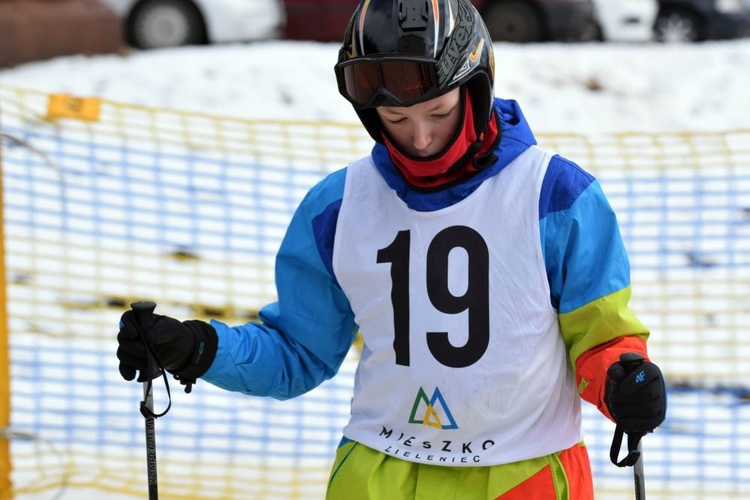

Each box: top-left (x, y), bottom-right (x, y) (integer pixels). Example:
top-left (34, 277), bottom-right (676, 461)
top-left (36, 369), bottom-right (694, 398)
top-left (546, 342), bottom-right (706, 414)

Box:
top-left (409, 387), bottom-right (458, 430)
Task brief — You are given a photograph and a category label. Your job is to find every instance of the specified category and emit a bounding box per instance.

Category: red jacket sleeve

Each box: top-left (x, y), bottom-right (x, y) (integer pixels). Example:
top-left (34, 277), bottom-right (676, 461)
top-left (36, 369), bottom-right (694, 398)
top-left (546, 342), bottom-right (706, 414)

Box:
top-left (575, 336), bottom-right (649, 422)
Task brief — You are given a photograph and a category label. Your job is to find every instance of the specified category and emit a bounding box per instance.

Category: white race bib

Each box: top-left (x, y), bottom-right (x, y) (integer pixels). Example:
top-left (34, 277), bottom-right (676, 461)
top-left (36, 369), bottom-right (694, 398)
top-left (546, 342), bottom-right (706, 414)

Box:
top-left (333, 147), bottom-right (582, 465)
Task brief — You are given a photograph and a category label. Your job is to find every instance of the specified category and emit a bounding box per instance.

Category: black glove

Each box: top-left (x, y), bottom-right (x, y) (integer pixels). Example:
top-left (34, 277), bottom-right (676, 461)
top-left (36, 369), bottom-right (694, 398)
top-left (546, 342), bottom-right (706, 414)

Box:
top-left (605, 352), bottom-right (667, 435)
top-left (117, 311), bottom-right (218, 391)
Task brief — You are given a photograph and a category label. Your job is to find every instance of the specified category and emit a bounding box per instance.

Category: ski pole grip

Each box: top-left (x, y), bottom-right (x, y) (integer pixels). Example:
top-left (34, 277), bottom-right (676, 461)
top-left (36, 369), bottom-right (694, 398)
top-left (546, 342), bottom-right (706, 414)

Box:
top-left (619, 352), bottom-right (645, 371)
top-left (609, 351), bottom-right (648, 467)
top-left (131, 301), bottom-right (162, 382)
top-left (131, 300), bottom-right (156, 320)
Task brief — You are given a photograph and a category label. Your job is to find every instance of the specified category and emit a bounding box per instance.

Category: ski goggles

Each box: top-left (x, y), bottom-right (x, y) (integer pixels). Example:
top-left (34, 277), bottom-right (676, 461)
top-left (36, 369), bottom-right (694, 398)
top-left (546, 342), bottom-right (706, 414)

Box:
top-left (335, 56), bottom-right (442, 108)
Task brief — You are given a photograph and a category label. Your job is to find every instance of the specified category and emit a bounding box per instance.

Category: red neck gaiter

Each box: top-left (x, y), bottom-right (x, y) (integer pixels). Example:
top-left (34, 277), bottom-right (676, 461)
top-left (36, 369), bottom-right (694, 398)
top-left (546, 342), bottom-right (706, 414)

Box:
top-left (382, 89), bottom-right (499, 189)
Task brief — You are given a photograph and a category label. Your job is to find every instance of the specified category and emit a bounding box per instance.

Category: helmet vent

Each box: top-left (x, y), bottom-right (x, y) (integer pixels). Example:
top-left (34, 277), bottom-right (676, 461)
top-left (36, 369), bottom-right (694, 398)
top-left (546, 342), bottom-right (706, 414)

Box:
top-left (398, 0), bottom-right (429, 31)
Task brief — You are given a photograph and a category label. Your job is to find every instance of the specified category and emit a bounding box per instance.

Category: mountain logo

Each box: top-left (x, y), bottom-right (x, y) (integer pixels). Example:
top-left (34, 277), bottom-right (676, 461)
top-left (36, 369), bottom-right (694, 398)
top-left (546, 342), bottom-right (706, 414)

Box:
top-left (408, 387), bottom-right (458, 430)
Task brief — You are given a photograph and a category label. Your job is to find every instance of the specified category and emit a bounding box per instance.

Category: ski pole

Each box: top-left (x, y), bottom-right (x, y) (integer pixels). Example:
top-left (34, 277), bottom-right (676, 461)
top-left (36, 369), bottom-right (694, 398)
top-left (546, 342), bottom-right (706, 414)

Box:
top-left (609, 352), bottom-right (649, 500)
top-left (633, 440), bottom-right (645, 500)
top-left (131, 301), bottom-right (161, 500)
top-left (622, 353), bottom-right (647, 500)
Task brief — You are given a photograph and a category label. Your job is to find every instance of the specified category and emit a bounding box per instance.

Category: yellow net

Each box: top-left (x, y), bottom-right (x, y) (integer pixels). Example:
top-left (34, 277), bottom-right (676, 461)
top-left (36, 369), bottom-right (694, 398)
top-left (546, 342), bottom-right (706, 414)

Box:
top-left (1, 85), bottom-right (749, 499)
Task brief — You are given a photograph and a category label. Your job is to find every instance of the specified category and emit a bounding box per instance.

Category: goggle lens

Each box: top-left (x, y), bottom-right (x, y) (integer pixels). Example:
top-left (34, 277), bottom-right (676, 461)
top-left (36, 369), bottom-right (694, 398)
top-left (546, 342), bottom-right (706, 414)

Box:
top-left (338, 58), bottom-right (439, 107)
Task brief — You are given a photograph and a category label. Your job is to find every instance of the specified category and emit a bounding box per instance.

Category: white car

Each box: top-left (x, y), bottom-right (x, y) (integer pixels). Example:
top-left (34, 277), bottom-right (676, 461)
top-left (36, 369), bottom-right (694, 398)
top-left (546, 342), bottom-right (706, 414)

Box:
top-left (100, 0), bottom-right (286, 49)
top-left (591, 0), bottom-right (659, 41)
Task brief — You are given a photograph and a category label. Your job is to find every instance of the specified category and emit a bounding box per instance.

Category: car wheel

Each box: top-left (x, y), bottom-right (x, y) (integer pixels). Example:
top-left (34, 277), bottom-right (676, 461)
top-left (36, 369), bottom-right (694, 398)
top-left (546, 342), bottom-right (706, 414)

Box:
top-left (481, 0), bottom-right (542, 43)
top-left (654, 9), bottom-right (702, 43)
top-left (128, 0), bottom-right (207, 49)
top-left (579, 20), bottom-right (604, 42)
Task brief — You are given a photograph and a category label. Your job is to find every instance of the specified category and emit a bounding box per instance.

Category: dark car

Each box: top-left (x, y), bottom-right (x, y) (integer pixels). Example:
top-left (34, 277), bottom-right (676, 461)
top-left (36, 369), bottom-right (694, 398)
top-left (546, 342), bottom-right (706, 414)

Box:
top-left (283, 0), bottom-right (596, 43)
top-left (654, 0), bottom-right (750, 42)
top-left (473, 0), bottom-right (595, 42)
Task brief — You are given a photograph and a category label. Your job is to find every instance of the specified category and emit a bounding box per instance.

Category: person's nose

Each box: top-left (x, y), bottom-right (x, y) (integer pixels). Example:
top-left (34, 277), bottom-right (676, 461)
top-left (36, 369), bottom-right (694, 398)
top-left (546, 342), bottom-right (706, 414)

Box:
top-left (411, 121), bottom-right (433, 154)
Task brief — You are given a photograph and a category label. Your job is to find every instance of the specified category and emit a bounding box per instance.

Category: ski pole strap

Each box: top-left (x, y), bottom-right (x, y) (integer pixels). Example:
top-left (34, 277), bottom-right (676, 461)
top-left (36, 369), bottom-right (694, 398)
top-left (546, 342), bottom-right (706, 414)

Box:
top-left (138, 341), bottom-right (173, 420)
top-left (610, 425), bottom-right (643, 467)
top-left (139, 374), bottom-right (173, 419)
top-left (130, 301), bottom-right (173, 420)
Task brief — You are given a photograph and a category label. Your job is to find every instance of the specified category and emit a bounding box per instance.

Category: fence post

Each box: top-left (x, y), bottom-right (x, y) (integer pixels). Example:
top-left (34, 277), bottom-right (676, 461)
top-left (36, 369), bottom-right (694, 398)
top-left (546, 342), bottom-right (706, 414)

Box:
top-left (0, 105), bottom-right (12, 497)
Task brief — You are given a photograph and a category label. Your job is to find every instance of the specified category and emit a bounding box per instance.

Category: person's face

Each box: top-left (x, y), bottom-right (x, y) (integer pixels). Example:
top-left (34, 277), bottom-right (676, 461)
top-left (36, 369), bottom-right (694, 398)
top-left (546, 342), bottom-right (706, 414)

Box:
top-left (376, 88), bottom-right (462, 158)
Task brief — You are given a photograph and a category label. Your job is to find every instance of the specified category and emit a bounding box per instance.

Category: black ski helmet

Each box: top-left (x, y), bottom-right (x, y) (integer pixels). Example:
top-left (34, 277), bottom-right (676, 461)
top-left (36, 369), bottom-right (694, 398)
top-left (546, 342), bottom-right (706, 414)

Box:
top-left (335, 0), bottom-right (495, 143)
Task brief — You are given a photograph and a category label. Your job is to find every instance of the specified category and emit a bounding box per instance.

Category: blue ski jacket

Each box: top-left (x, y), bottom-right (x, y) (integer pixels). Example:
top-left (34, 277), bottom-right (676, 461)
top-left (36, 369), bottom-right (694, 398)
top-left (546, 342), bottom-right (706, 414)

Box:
top-left (202, 98), bottom-right (649, 412)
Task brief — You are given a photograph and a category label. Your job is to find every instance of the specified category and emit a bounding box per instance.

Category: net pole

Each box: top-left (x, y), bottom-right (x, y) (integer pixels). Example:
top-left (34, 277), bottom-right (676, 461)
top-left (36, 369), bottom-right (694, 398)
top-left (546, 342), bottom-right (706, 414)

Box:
top-left (0, 103), bottom-right (13, 497)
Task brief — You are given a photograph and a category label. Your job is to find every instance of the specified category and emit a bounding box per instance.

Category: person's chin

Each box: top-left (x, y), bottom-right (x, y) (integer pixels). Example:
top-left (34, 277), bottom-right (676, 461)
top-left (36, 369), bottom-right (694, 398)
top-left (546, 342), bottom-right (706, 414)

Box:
top-left (410, 148), bottom-right (437, 158)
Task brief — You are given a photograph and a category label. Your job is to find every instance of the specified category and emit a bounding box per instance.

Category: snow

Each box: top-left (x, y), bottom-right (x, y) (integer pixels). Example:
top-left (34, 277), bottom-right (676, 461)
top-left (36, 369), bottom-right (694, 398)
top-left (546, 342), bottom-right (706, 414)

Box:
top-left (1, 39), bottom-right (749, 134)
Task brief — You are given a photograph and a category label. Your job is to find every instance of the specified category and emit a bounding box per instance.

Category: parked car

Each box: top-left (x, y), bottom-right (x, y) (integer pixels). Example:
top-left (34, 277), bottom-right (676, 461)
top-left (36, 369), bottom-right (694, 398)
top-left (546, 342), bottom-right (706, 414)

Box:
top-left (283, 0), bottom-right (596, 43)
top-left (99, 0), bottom-right (286, 49)
top-left (282, 0), bottom-right (350, 41)
top-left (654, 0), bottom-right (750, 42)
top-left (588, 0), bottom-right (659, 42)
top-left (468, 0), bottom-right (596, 42)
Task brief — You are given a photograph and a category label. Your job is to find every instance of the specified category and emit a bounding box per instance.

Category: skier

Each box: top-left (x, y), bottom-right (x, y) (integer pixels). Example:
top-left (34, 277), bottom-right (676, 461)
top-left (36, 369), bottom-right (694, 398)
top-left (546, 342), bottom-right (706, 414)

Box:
top-left (117, 0), bottom-right (667, 497)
